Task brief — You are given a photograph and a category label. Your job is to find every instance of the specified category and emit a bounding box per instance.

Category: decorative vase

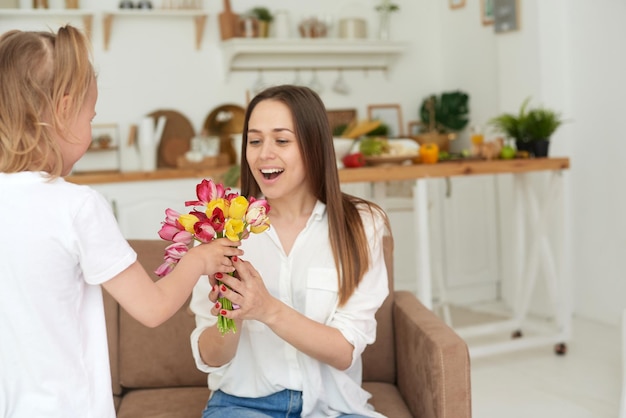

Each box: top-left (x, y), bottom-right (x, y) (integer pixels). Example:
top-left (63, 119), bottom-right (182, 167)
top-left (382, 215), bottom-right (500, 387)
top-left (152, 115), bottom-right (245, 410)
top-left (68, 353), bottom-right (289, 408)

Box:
top-left (377, 9), bottom-right (391, 40)
top-left (533, 139), bottom-right (550, 158)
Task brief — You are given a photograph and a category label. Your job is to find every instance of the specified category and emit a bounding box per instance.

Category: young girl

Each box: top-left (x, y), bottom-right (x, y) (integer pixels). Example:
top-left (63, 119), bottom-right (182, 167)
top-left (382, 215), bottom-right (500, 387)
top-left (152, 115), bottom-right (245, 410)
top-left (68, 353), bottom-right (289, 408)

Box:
top-left (190, 85), bottom-right (390, 417)
top-left (0, 26), bottom-right (242, 417)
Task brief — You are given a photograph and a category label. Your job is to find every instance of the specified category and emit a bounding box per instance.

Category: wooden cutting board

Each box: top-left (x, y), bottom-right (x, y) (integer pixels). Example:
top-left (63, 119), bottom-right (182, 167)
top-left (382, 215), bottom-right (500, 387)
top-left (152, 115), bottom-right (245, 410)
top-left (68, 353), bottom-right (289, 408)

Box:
top-left (147, 109), bottom-right (196, 168)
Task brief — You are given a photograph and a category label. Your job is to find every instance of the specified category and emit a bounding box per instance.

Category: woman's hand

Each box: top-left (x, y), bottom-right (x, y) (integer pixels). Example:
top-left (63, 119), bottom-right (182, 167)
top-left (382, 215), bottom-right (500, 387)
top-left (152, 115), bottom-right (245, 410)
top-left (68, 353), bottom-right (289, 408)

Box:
top-left (209, 257), bottom-right (281, 326)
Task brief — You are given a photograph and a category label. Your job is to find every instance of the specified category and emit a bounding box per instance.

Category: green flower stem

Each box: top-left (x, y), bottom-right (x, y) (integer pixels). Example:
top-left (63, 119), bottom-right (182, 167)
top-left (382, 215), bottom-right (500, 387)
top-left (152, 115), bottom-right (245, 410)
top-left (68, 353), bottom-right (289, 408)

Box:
top-left (217, 279), bottom-right (237, 335)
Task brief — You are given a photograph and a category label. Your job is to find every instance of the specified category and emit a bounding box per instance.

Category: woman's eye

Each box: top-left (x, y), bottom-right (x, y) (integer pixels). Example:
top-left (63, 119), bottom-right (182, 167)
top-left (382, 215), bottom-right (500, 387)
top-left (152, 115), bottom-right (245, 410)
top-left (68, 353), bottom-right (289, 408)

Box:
top-left (248, 138), bottom-right (261, 146)
top-left (276, 138), bottom-right (290, 145)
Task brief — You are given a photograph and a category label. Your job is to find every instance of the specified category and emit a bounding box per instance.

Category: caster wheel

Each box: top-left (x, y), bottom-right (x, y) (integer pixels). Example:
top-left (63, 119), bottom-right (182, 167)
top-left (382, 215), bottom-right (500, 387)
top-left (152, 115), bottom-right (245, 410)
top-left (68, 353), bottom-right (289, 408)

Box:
top-left (554, 343), bottom-right (567, 355)
top-left (511, 330), bottom-right (523, 339)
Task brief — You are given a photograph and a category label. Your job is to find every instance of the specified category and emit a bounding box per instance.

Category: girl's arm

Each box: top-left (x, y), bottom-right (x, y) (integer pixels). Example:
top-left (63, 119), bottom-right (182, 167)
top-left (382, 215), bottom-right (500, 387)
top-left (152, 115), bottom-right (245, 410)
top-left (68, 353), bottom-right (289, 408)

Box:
top-left (102, 238), bottom-right (243, 328)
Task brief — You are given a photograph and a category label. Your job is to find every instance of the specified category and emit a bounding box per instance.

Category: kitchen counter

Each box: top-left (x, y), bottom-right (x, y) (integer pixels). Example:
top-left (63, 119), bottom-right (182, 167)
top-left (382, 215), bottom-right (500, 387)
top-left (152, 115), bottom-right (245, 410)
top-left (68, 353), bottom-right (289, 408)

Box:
top-left (66, 157), bottom-right (570, 185)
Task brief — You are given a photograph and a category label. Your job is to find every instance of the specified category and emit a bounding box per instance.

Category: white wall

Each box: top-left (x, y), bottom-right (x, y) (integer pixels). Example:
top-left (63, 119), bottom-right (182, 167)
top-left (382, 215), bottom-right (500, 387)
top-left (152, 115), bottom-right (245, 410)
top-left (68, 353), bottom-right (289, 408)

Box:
top-left (3, 0), bottom-right (624, 325)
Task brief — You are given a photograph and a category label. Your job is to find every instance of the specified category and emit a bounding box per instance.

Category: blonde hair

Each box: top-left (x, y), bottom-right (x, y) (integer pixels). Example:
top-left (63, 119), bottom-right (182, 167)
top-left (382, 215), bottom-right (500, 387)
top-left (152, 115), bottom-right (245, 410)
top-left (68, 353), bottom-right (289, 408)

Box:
top-left (0, 25), bottom-right (95, 177)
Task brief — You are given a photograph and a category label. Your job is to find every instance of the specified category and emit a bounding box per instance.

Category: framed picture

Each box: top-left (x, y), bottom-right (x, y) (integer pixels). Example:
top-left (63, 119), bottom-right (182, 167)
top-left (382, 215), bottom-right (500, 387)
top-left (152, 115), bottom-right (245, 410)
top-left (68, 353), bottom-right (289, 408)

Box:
top-left (481, 0), bottom-right (494, 25)
top-left (494, 0), bottom-right (519, 33)
top-left (327, 108), bottom-right (357, 136)
top-left (449, 0), bottom-right (465, 10)
top-left (407, 120), bottom-right (422, 136)
top-left (90, 124), bottom-right (120, 150)
top-left (73, 123), bottom-right (120, 173)
top-left (367, 104), bottom-right (403, 138)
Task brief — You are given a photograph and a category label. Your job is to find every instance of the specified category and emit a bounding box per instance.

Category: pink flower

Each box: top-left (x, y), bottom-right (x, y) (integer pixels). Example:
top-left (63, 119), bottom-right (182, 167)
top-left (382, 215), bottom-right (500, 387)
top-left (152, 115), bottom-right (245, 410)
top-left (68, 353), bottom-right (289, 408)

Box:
top-left (207, 207), bottom-right (226, 233)
top-left (185, 179), bottom-right (229, 207)
top-left (193, 220), bottom-right (216, 243)
top-left (155, 242), bottom-right (189, 277)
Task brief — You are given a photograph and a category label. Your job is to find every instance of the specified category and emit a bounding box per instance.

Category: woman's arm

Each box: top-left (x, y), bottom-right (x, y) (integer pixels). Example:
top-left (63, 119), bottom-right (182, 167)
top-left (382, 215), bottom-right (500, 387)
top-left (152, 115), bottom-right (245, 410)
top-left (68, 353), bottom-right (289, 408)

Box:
top-left (218, 260), bottom-right (355, 370)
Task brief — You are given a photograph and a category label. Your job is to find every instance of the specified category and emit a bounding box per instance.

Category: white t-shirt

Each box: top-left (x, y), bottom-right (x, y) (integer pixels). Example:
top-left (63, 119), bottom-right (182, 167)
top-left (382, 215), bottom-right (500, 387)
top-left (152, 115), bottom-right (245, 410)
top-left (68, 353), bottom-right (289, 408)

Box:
top-left (190, 200), bottom-right (389, 418)
top-left (0, 172), bottom-right (136, 418)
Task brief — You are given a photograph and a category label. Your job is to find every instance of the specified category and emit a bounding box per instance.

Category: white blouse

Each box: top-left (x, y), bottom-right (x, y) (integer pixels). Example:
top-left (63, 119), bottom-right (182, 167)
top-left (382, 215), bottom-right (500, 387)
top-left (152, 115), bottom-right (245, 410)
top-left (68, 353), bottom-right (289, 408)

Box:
top-left (190, 200), bottom-right (389, 418)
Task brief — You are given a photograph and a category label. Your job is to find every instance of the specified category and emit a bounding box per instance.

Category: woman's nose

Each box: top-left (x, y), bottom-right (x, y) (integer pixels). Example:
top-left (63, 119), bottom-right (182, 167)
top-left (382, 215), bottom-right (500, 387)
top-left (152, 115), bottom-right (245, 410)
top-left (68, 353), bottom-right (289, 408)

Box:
top-left (259, 141), bottom-right (275, 159)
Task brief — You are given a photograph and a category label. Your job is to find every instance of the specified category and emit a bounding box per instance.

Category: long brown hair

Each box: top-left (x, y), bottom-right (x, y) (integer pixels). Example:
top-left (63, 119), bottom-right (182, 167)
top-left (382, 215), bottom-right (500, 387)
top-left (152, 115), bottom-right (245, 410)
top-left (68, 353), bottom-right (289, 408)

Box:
top-left (240, 85), bottom-right (389, 305)
top-left (0, 25), bottom-right (94, 177)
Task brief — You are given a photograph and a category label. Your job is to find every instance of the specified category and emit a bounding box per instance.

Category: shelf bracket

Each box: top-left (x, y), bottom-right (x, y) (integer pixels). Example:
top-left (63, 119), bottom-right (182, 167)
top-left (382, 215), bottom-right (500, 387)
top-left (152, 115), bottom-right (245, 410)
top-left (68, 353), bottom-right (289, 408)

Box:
top-left (194, 14), bottom-right (207, 50)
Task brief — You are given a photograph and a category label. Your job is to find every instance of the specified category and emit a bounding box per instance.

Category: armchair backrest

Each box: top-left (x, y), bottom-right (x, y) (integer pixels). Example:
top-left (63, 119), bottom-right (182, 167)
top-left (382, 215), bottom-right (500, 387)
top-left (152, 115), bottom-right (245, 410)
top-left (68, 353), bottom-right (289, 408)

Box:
top-left (362, 234), bottom-right (396, 384)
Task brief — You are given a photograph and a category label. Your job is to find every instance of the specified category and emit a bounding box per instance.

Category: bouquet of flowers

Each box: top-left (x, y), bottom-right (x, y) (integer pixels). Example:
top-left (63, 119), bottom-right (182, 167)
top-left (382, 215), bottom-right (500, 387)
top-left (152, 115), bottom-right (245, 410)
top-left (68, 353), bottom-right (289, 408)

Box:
top-left (155, 178), bottom-right (270, 335)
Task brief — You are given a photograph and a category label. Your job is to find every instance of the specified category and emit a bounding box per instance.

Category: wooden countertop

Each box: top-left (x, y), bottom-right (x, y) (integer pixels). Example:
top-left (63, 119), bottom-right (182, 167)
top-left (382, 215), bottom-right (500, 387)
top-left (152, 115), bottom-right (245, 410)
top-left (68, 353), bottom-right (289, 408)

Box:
top-left (66, 157), bottom-right (570, 185)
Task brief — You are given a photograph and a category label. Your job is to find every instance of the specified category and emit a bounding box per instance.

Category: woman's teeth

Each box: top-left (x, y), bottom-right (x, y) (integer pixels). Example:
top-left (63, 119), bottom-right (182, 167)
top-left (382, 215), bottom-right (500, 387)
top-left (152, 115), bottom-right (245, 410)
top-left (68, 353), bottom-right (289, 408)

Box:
top-left (261, 168), bottom-right (284, 180)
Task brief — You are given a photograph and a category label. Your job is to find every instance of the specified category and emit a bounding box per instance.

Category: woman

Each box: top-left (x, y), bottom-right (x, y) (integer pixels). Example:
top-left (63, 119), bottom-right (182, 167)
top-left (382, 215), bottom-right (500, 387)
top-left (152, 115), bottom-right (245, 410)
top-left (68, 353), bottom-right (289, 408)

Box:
top-left (190, 85), bottom-right (390, 417)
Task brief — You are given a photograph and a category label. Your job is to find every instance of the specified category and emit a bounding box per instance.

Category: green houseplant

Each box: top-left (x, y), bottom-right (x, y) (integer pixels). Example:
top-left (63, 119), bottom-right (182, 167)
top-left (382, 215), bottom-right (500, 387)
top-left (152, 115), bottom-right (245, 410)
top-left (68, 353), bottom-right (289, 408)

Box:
top-left (416, 90), bottom-right (470, 151)
top-left (489, 98), bottom-right (563, 157)
top-left (488, 97), bottom-right (531, 153)
top-left (524, 107), bottom-right (563, 157)
top-left (250, 6), bottom-right (273, 37)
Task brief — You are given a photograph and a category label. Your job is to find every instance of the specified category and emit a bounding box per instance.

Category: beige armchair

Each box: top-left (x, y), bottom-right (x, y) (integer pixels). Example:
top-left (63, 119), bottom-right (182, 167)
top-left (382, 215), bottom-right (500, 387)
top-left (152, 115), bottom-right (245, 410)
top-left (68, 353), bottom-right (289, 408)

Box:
top-left (104, 237), bottom-right (471, 418)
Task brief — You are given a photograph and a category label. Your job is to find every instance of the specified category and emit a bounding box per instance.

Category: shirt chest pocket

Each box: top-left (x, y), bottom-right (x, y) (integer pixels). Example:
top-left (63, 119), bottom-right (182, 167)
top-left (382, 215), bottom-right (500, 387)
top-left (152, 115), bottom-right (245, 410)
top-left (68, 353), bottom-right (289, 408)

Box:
top-left (305, 268), bottom-right (339, 324)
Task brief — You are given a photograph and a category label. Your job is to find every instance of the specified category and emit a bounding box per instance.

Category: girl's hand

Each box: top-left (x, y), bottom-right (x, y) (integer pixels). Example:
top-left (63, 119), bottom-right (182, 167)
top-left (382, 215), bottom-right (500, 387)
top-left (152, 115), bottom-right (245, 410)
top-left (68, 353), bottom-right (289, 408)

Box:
top-left (188, 238), bottom-right (243, 279)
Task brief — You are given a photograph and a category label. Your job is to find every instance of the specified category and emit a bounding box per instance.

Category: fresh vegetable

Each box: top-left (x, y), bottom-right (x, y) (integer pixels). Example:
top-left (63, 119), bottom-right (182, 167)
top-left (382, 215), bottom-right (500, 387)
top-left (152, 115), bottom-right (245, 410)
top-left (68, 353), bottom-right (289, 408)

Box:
top-left (359, 137), bottom-right (388, 156)
top-left (342, 152), bottom-right (366, 168)
top-left (500, 145), bottom-right (516, 160)
top-left (419, 143), bottom-right (439, 164)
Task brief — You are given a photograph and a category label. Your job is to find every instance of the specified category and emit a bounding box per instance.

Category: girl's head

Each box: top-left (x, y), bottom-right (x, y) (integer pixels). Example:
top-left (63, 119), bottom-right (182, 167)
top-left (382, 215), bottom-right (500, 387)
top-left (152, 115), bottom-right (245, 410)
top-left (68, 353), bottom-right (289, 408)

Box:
top-left (0, 25), bottom-right (96, 177)
top-left (240, 84), bottom-right (339, 202)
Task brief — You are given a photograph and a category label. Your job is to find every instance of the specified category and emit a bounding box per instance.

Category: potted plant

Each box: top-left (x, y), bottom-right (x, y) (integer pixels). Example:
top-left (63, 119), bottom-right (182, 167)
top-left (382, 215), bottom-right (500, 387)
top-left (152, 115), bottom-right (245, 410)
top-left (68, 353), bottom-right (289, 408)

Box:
top-left (250, 6), bottom-right (273, 37)
top-left (375, 0), bottom-right (399, 39)
top-left (489, 98), bottom-right (563, 157)
top-left (524, 107), bottom-right (563, 157)
top-left (488, 97), bottom-right (532, 153)
top-left (416, 90), bottom-right (470, 151)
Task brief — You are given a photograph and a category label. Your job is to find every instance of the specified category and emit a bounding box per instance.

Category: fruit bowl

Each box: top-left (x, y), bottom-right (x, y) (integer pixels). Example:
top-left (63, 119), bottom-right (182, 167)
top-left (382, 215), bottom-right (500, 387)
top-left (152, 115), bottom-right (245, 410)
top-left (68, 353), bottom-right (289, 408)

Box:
top-left (333, 137), bottom-right (356, 166)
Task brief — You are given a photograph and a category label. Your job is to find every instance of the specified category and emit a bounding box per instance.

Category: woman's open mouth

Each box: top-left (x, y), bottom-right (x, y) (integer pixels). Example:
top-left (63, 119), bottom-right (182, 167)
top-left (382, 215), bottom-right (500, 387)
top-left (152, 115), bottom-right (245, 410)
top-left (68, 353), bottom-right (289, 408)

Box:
top-left (261, 168), bottom-right (284, 180)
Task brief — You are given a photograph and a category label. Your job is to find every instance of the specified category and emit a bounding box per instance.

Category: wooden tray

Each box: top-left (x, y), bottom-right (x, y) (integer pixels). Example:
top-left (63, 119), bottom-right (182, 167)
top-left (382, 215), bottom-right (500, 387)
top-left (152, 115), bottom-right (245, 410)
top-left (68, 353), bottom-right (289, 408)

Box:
top-left (148, 109), bottom-right (196, 168)
top-left (365, 154), bottom-right (418, 166)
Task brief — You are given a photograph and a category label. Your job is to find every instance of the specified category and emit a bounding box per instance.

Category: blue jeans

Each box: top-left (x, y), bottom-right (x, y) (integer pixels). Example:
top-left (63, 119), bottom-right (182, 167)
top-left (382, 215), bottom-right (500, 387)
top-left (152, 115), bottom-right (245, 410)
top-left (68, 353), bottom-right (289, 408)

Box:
top-left (202, 389), bottom-right (369, 418)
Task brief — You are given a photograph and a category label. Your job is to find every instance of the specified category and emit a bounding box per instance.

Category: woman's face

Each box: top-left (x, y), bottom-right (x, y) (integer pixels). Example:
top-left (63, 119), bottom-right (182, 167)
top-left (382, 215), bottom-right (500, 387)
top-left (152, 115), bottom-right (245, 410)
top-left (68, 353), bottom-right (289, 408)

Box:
top-left (55, 78), bottom-right (98, 175)
top-left (245, 99), bottom-right (310, 201)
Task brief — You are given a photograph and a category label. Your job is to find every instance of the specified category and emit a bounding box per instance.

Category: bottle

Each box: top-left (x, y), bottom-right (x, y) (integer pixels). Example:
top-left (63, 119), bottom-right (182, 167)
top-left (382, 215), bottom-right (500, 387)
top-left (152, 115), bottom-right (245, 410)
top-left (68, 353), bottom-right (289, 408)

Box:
top-left (470, 125), bottom-right (484, 145)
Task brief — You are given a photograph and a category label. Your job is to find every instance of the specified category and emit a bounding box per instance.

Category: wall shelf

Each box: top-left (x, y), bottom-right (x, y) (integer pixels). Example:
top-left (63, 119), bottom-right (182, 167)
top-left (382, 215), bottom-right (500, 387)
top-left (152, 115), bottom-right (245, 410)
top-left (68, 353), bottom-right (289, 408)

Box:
top-left (220, 38), bottom-right (407, 75)
top-left (0, 9), bottom-right (93, 38)
top-left (101, 9), bottom-right (208, 51)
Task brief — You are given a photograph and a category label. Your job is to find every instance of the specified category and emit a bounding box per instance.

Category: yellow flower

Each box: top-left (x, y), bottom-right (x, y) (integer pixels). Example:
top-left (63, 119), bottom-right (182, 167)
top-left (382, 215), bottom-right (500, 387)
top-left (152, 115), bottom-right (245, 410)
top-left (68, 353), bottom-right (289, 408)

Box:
top-left (250, 223), bottom-right (270, 234)
top-left (229, 196), bottom-right (249, 220)
top-left (224, 218), bottom-right (245, 241)
top-left (178, 214), bottom-right (199, 233)
top-left (207, 198), bottom-right (229, 218)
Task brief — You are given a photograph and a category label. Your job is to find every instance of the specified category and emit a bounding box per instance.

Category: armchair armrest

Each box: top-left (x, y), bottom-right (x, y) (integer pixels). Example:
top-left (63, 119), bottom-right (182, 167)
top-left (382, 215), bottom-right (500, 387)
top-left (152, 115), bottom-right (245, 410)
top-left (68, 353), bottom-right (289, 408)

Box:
top-left (393, 291), bottom-right (471, 418)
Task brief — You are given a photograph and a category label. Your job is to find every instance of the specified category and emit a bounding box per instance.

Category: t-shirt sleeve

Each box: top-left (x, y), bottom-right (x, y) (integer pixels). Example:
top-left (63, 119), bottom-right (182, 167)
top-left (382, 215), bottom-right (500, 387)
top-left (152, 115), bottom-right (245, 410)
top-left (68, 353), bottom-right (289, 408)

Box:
top-left (73, 189), bottom-right (136, 285)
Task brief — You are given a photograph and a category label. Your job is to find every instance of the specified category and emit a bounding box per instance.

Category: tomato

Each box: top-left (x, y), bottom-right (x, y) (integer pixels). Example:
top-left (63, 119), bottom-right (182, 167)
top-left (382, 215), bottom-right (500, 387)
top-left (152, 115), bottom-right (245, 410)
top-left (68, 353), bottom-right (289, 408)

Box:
top-left (342, 152), bottom-right (366, 168)
top-left (419, 143), bottom-right (439, 164)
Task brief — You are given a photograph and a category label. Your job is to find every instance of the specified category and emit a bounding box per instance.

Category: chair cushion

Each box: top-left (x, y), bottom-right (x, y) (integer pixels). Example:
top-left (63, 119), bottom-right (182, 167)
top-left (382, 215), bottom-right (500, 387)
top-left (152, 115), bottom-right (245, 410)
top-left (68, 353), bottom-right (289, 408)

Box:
top-left (119, 240), bottom-right (207, 389)
top-left (116, 387), bottom-right (210, 418)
